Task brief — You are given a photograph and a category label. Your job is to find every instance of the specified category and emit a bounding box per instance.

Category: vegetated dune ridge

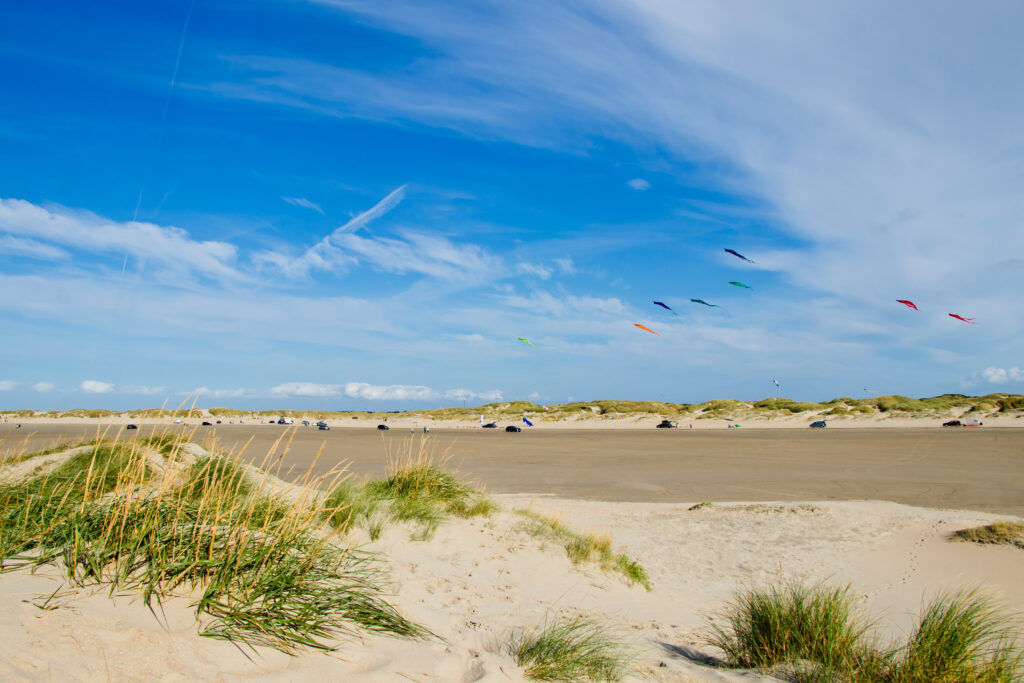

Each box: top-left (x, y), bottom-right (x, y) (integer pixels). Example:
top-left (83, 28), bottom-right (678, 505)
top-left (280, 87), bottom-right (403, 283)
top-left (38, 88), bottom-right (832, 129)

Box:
top-left (4, 393), bottom-right (1024, 430)
top-left (1, 437), bottom-right (1021, 681)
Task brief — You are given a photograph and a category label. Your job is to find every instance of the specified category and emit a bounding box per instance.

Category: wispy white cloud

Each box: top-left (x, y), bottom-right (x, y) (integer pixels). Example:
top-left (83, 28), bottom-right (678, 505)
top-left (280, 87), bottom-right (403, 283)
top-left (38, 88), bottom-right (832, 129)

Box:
top-left (554, 258), bottom-right (576, 275)
top-left (281, 196), bottom-right (326, 215)
top-left (626, 178), bottom-right (651, 191)
top-left (515, 262), bottom-right (552, 279)
top-left (78, 380), bottom-right (164, 395)
top-left (332, 231), bottom-right (503, 282)
top-left (981, 366), bottom-right (1023, 384)
top-left (0, 381), bottom-right (18, 391)
top-left (32, 382), bottom-right (54, 393)
top-left (79, 380), bottom-right (115, 394)
top-left (192, 387), bottom-right (253, 399)
top-left (0, 198), bottom-right (247, 283)
top-left (0, 235), bottom-right (69, 260)
top-left (269, 382), bottom-right (340, 397)
top-left (445, 388), bottom-right (504, 402)
top-left (345, 382), bottom-right (435, 400)
top-left (284, 185), bottom-right (406, 276)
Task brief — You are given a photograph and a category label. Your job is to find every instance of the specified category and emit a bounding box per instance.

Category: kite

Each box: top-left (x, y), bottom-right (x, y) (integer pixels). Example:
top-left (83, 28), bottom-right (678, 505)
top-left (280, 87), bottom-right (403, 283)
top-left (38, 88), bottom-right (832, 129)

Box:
top-left (772, 379), bottom-right (781, 388)
top-left (690, 298), bottom-right (719, 308)
top-left (523, 417), bottom-right (534, 427)
top-left (896, 300), bottom-right (918, 310)
top-left (949, 313), bottom-right (977, 324)
top-left (517, 337), bottom-right (536, 347)
top-left (653, 301), bottom-right (676, 315)
top-left (634, 323), bottom-right (661, 336)
top-left (728, 281), bottom-right (752, 290)
top-left (724, 248), bottom-right (756, 264)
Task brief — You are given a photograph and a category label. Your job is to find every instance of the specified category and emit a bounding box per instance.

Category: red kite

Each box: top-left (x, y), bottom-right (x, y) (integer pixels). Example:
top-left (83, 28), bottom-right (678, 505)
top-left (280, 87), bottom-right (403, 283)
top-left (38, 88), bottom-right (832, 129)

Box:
top-left (634, 323), bottom-right (661, 336)
top-left (949, 313), bottom-right (977, 324)
top-left (896, 300), bottom-right (917, 310)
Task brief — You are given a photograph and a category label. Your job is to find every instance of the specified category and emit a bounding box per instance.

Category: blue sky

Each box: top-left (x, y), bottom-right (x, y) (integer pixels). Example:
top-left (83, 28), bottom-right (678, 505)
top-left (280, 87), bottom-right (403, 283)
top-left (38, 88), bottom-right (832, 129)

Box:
top-left (1, 0), bottom-right (1022, 410)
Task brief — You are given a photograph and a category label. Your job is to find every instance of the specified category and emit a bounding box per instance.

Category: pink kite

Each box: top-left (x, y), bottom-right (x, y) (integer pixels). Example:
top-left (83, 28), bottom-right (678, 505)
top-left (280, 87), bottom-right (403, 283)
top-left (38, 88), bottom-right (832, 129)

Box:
top-left (896, 300), bottom-right (918, 310)
top-left (949, 313), bottom-right (977, 324)
top-left (634, 323), bottom-right (661, 336)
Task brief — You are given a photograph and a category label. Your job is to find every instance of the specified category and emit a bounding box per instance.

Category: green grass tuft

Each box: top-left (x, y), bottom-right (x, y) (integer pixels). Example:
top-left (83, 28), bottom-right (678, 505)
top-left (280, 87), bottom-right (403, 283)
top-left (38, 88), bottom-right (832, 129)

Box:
top-left (887, 590), bottom-right (1022, 682)
top-left (711, 582), bottom-right (1023, 682)
top-left (517, 510), bottom-right (651, 590)
top-left (710, 582), bottom-right (872, 678)
top-left (508, 617), bottom-right (632, 681)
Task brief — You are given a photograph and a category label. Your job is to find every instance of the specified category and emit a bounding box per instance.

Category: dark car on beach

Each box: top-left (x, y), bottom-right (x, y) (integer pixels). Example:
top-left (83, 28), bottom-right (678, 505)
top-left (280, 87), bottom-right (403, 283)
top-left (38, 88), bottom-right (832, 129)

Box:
top-left (482, 422), bottom-right (498, 428)
top-left (655, 420), bottom-right (678, 429)
top-left (201, 421), bottom-right (213, 426)
top-left (505, 425), bottom-right (521, 432)
top-left (942, 420), bottom-right (962, 427)
top-left (377, 424), bottom-right (389, 430)
top-left (125, 424), bottom-right (138, 430)
top-left (809, 420), bottom-right (827, 428)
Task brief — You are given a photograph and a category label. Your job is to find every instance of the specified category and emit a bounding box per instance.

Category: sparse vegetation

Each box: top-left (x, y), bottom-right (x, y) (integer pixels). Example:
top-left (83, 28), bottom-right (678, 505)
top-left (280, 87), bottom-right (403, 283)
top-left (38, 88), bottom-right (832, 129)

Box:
top-left (953, 521), bottom-right (1024, 550)
top-left (710, 582), bottom-right (1023, 682)
top-left (322, 440), bottom-right (495, 540)
top-left (508, 617), bottom-right (633, 681)
top-left (516, 510), bottom-right (651, 590)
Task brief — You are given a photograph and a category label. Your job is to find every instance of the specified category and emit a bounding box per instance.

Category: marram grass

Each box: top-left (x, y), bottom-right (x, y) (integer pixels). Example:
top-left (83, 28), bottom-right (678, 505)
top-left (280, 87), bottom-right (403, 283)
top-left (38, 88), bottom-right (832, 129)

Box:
top-left (710, 582), bottom-right (1023, 682)
top-left (953, 521), bottom-right (1024, 550)
top-left (0, 436), bottom-right (429, 654)
top-left (322, 437), bottom-right (495, 540)
top-left (516, 509), bottom-right (651, 590)
top-left (508, 617), bottom-right (633, 682)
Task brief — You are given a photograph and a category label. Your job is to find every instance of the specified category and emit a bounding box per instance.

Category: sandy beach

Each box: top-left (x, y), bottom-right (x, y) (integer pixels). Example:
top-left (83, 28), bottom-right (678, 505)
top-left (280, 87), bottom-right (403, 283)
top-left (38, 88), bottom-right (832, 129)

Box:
top-left (3, 422), bottom-right (1023, 515)
top-left (0, 424), bottom-right (1021, 680)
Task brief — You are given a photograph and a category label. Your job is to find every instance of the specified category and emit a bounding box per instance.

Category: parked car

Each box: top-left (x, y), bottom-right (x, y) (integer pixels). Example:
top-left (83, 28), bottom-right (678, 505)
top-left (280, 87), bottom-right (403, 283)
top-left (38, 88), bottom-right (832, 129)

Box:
top-left (201, 421), bottom-right (213, 426)
top-left (318, 422), bottom-right (330, 430)
top-left (942, 419), bottom-right (962, 427)
top-left (482, 422), bottom-right (498, 429)
top-left (377, 424), bottom-right (389, 430)
top-left (963, 418), bottom-right (983, 427)
top-left (505, 425), bottom-right (521, 432)
top-left (301, 420), bottom-right (310, 426)
top-left (655, 419), bottom-right (678, 429)
top-left (125, 424), bottom-right (138, 430)
top-left (172, 418), bottom-right (183, 424)
top-left (809, 420), bottom-right (827, 428)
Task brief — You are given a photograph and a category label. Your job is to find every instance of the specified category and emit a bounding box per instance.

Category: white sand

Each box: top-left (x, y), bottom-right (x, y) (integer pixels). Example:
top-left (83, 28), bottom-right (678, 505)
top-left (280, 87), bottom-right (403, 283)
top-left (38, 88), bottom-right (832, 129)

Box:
top-left (0, 481), bottom-right (1020, 680)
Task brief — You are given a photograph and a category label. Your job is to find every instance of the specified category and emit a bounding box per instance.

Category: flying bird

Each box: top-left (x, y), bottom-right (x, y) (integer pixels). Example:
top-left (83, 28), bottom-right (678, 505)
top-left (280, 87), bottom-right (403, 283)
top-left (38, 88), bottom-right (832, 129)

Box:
top-left (634, 323), bottom-right (661, 336)
top-left (728, 281), bottom-right (753, 290)
top-left (896, 300), bottom-right (918, 310)
top-left (653, 301), bottom-right (676, 315)
top-left (949, 313), bottom-right (977, 324)
top-left (724, 248), bottom-right (756, 264)
top-left (517, 337), bottom-right (536, 347)
top-left (690, 299), bottom-right (719, 308)
top-left (522, 417), bottom-right (534, 427)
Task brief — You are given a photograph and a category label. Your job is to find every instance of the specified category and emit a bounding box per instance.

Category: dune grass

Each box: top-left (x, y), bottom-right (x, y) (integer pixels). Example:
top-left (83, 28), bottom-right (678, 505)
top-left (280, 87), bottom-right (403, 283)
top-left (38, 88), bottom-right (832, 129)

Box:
top-left (953, 521), bottom-right (1024, 550)
top-left (516, 510), bottom-right (651, 590)
top-left (709, 582), bottom-right (874, 679)
top-left (508, 617), bottom-right (633, 682)
top-left (322, 439), bottom-right (495, 540)
top-left (710, 582), bottom-right (1023, 682)
top-left (0, 436), bottom-right (428, 654)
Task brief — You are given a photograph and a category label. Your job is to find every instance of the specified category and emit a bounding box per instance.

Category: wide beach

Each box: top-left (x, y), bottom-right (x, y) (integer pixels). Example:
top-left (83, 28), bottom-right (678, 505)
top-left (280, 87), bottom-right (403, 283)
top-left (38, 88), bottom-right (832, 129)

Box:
top-left (3, 422), bottom-right (1022, 515)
